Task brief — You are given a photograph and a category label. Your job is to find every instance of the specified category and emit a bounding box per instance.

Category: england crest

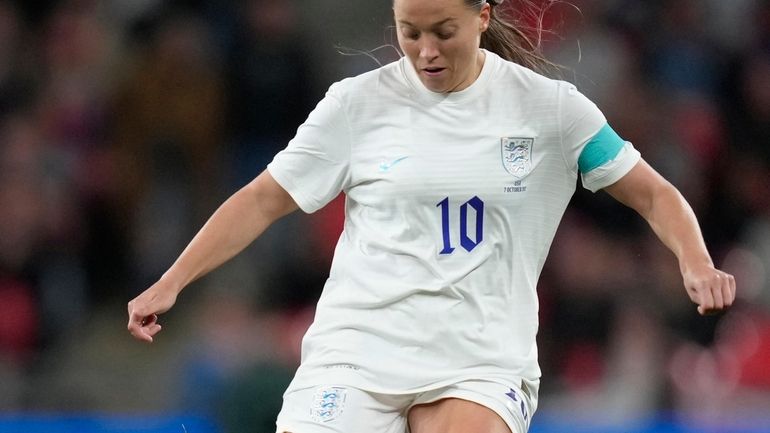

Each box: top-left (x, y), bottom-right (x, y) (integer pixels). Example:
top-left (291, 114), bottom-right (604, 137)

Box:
top-left (310, 386), bottom-right (347, 423)
top-left (501, 137), bottom-right (534, 179)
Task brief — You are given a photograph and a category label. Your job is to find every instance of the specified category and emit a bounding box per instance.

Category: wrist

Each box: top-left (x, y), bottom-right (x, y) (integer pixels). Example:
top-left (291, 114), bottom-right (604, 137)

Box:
top-left (679, 255), bottom-right (714, 274)
top-left (158, 271), bottom-right (187, 295)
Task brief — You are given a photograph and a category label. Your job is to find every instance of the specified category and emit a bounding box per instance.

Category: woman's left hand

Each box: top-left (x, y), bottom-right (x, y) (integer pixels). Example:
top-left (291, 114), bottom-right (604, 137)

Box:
top-left (681, 263), bottom-right (736, 315)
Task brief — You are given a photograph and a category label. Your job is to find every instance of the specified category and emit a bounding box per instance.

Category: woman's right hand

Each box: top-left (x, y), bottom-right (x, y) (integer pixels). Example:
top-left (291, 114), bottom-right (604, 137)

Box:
top-left (127, 279), bottom-right (179, 343)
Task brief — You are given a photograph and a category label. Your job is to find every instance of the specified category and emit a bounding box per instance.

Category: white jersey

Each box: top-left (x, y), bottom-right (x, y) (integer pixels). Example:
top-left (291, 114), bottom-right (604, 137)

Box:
top-left (267, 50), bottom-right (640, 397)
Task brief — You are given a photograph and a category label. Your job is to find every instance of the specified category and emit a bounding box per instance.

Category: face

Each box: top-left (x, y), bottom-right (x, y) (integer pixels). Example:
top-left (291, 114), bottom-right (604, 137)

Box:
top-left (393, 0), bottom-right (490, 93)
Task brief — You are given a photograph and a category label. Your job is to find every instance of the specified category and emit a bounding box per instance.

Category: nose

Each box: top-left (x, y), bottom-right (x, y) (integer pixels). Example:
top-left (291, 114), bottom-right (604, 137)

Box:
top-left (419, 38), bottom-right (439, 62)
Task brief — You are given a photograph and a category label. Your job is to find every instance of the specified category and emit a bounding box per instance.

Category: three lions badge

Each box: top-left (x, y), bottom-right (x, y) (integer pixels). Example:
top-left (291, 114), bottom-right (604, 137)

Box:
top-left (311, 386), bottom-right (347, 423)
top-left (501, 137), bottom-right (534, 179)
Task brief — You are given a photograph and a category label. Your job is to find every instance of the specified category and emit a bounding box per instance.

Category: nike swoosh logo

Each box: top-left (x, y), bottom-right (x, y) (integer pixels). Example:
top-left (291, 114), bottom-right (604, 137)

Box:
top-left (379, 156), bottom-right (409, 172)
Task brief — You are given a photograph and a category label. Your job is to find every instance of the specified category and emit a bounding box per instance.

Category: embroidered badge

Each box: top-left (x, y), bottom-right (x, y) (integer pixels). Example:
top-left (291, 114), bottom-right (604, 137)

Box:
top-left (310, 386), bottom-right (347, 423)
top-left (501, 137), bottom-right (534, 179)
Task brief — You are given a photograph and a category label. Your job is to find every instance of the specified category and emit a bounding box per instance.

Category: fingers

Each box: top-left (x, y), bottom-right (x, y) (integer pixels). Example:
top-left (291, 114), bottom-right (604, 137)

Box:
top-left (146, 323), bottom-right (162, 337)
top-left (127, 315), bottom-right (153, 342)
top-left (725, 273), bottom-right (736, 305)
top-left (696, 284), bottom-right (716, 315)
top-left (134, 323), bottom-right (163, 343)
top-left (711, 275), bottom-right (725, 309)
top-left (127, 317), bottom-right (162, 342)
top-left (693, 270), bottom-right (736, 316)
top-left (127, 300), bottom-right (162, 343)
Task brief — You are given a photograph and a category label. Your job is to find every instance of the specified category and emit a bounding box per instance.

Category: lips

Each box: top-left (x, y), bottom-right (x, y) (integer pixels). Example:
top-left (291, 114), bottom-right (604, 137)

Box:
top-left (422, 66), bottom-right (446, 76)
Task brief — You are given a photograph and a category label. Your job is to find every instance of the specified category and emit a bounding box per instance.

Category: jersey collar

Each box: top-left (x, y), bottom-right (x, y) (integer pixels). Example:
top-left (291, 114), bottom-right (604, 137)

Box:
top-left (401, 49), bottom-right (497, 104)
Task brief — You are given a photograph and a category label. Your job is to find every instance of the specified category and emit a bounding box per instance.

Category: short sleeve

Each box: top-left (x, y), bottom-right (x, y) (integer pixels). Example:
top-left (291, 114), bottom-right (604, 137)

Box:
top-left (267, 85), bottom-right (351, 213)
top-left (558, 81), bottom-right (641, 193)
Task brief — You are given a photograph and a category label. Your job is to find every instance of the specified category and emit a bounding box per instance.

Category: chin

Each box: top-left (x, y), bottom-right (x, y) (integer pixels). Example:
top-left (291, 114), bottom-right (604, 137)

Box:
top-left (422, 80), bottom-right (449, 93)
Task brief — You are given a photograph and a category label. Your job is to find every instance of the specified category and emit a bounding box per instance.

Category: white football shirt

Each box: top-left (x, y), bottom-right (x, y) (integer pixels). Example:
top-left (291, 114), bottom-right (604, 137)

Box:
top-left (267, 50), bottom-right (640, 399)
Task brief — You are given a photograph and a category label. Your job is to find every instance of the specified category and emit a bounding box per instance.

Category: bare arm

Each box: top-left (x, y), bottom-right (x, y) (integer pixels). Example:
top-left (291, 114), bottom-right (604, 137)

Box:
top-left (603, 159), bottom-right (736, 315)
top-left (127, 170), bottom-right (299, 342)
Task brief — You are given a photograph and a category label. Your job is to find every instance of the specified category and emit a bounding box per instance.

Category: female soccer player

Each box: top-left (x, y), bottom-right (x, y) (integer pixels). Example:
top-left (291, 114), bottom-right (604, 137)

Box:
top-left (127, 0), bottom-right (736, 432)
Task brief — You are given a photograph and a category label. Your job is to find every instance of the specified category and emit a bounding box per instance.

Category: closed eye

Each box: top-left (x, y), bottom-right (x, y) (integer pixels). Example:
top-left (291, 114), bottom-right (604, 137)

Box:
top-left (399, 26), bottom-right (420, 40)
top-left (401, 30), bottom-right (453, 41)
top-left (397, 18), bottom-right (457, 41)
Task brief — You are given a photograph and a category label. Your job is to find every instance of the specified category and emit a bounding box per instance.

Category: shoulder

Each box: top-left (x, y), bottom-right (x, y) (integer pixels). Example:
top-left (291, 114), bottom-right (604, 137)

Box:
top-left (488, 51), bottom-right (579, 99)
top-left (492, 53), bottom-right (603, 121)
top-left (491, 53), bottom-right (556, 89)
top-left (326, 58), bottom-right (406, 103)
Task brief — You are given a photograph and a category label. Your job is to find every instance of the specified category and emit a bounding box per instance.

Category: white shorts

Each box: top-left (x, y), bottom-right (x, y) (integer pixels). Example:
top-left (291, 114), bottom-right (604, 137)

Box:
top-left (274, 379), bottom-right (534, 433)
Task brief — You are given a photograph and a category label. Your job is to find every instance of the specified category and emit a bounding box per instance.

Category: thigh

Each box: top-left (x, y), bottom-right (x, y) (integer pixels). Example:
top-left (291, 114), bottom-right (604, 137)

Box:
top-left (408, 380), bottom-right (532, 433)
top-left (408, 398), bottom-right (511, 433)
top-left (276, 385), bottom-right (410, 433)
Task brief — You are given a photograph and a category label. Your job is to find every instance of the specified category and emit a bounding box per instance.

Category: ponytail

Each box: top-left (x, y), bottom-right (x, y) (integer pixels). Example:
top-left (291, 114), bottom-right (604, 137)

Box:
top-left (475, 0), bottom-right (561, 77)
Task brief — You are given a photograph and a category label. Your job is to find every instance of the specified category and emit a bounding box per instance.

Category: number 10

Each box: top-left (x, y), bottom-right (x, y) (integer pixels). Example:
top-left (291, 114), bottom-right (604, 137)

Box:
top-left (437, 196), bottom-right (485, 255)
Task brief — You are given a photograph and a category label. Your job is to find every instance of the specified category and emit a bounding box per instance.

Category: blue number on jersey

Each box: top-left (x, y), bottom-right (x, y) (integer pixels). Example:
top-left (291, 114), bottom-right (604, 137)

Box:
top-left (437, 196), bottom-right (485, 254)
top-left (437, 197), bottom-right (456, 255)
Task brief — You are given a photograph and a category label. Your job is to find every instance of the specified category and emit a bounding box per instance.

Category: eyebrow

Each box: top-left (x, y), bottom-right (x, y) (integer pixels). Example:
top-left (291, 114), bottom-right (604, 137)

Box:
top-left (397, 17), bottom-right (457, 27)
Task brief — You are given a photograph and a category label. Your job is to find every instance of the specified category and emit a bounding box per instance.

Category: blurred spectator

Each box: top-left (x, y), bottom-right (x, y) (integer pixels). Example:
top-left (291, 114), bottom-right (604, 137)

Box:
top-left (110, 7), bottom-right (226, 289)
top-left (668, 304), bottom-right (770, 427)
top-left (705, 0), bottom-right (759, 53)
top-left (646, 0), bottom-right (725, 99)
top-left (0, 1), bottom-right (26, 118)
top-left (0, 109), bottom-right (89, 358)
top-left (544, 0), bottom-right (635, 107)
top-left (223, 0), bottom-right (315, 188)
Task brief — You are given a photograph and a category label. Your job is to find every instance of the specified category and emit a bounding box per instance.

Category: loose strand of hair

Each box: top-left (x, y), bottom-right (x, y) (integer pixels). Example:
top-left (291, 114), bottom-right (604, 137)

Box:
top-left (481, 0), bottom-right (579, 78)
top-left (334, 43), bottom-right (402, 68)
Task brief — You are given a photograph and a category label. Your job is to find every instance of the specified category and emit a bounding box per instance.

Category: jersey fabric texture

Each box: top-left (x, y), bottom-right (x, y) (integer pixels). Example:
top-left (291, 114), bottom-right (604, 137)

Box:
top-left (267, 50), bottom-right (641, 401)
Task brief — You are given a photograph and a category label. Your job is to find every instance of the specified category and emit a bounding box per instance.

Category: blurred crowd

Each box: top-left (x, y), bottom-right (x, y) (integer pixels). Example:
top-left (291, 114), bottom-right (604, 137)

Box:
top-left (0, 0), bottom-right (769, 431)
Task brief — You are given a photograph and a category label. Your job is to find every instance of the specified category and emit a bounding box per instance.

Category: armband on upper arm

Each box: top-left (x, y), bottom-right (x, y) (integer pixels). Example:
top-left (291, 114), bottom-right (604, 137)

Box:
top-left (577, 123), bottom-right (625, 174)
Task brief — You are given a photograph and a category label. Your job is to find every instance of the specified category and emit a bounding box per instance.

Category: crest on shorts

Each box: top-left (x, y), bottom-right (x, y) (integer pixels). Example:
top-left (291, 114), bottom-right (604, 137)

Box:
top-left (501, 137), bottom-right (534, 179)
top-left (310, 386), bottom-right (347, 423)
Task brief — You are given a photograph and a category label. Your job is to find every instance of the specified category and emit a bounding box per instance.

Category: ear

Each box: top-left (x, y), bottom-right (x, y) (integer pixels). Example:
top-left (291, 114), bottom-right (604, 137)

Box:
top-left (479, 3), bottom-right (491, 32)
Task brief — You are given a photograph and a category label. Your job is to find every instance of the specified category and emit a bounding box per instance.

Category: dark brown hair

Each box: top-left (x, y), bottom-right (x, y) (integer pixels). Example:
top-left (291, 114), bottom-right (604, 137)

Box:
top-left (470, 0), bottom-right (561, 77)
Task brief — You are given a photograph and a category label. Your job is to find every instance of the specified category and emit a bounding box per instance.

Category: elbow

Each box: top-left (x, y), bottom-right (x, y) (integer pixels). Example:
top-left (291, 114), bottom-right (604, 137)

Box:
top-left (645, 179), bottom-right (687, 222)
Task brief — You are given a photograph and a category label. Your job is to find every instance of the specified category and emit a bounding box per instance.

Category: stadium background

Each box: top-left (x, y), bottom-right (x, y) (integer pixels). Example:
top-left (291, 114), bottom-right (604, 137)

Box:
top-left (1, 0), bottom-right (769, 432)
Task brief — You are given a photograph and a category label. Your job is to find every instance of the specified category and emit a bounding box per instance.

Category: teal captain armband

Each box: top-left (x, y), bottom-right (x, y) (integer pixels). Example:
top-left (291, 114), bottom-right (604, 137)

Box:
top-left (577, 123), bottom-right (626, 173)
